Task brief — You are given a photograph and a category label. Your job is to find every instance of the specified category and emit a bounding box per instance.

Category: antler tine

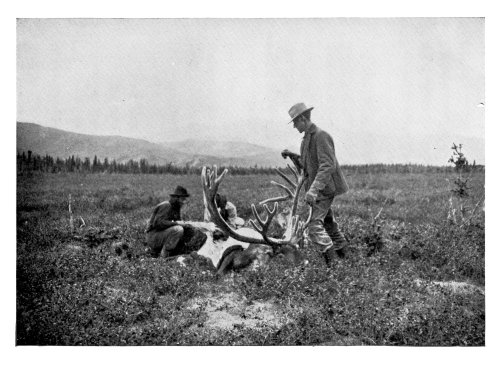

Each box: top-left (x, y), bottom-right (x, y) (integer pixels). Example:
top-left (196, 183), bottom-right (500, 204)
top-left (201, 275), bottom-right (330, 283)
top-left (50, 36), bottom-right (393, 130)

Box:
top-left (287, 164), bottom-right (299, 182)
top-left (258, 180), bottom-right (294, 205)
top-left (304, 205), bottom-right (313, 227)
top-left (283, 206), bottom-right (312, 247)
top-left (210, 165), bottom-right (228, 190)
top-left (201, 166), bottom-right (209, 187)
top-left (259, 196), bottom-right (290, 205)
top-left (294, 206), bottom-right (312, 238)
top-left (280, 171), bottom-right (308, 240)
top-left (215, 168), bottom-right (229, 188)
top-left (283, 214), bottom-right (302, 245)
top-left (274, 168), bottom-right (297, 189)
top-left (202, 165), bottom-right (218, 189)
top-left (270, 181), bottom-right (294, 197)
top-left (289, 175), bottom-right (306, 216)
top-left (249, 203), bottom-right (278, 244)
top-left (283, 153), bottom-right (303, 175)
top-left (259, 176), bottom-right (297, 205)
top-left (250, 203), bottom-right (278, 230)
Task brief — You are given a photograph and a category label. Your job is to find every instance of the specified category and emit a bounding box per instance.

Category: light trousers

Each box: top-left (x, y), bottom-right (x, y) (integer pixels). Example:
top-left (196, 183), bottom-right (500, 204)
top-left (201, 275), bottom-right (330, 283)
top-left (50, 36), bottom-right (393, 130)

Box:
top-left (306, 197), bottom-right (346, 252)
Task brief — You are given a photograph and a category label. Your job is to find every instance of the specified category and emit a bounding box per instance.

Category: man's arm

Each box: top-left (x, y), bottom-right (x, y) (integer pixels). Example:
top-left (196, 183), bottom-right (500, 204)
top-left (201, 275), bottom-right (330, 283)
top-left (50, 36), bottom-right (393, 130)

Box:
top-left (149, 220), bottom-right (180, 232)
top-left (146, 203), bottom-right (180, 232)
top-left (281, 149), bottom-right (303, 170)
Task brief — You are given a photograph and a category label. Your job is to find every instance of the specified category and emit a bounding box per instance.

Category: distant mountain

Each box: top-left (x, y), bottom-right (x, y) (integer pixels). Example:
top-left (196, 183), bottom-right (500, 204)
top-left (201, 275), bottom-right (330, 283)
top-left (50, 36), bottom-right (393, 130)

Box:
top-left (163, 139), bottom-right (279, 158)
top-left (16, 122), bottom-right (288, 168)
top-left (19, 122), bottom-right (483, 167)
top-left (162, 139), bottom-right (287, 167)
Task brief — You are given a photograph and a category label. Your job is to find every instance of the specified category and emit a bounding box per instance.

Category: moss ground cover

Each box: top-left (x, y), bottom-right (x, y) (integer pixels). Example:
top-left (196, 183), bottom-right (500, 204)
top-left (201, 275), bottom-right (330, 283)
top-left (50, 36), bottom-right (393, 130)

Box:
top-left (16, 170), bottom-right (485, 345)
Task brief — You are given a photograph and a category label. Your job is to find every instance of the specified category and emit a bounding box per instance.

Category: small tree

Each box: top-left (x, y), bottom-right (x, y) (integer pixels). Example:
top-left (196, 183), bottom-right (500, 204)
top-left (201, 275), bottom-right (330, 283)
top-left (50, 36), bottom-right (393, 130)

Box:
top-left (447, 143), bottom-right (482, 225)
top-left (448, 143), bottom-right (471, 173)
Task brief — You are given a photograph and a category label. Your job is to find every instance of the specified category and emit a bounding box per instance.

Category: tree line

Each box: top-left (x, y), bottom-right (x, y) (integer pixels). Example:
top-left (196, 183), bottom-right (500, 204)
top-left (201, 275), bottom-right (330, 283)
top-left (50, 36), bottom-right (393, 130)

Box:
top-left (17, 150), bottom-right (484, 176)
top-left (16, 151), bottom-right (281, 175)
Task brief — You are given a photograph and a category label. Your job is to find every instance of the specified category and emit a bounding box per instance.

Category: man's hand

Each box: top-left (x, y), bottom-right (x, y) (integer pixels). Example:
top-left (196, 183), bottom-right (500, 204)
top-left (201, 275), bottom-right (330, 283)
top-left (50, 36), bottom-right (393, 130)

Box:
top-left (282, 149), bottom-right (303, 170)
top-left (305, 190), bottom-right (317, 206)
top-left (281, 149), bottom-right (301, 161)
top-left (281, 149), bottom-right (291, 159)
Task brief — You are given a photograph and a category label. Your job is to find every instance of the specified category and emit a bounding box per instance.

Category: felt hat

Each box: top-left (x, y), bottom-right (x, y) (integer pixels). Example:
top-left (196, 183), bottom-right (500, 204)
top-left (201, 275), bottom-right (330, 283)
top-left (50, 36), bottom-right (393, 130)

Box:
top-left (288, 102), bottom-right (314, 123)
top-left (170, 185), bottom-right (190, 197)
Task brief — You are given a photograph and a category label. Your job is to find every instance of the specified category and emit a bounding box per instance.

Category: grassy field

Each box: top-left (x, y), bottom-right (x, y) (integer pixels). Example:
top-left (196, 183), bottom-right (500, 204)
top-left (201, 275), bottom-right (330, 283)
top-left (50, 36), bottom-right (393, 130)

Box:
top-left (16, 169), bottom-right (485, 345)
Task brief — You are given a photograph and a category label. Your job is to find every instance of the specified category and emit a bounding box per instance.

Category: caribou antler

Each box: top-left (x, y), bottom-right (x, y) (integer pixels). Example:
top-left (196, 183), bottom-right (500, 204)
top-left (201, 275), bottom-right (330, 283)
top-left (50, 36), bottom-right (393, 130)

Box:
top-left (202, 165), bottom-right (309, 247)
top-left (249, 203), bottom-right (278, 246)
top-left (259, 163), bottom-right (312, 241)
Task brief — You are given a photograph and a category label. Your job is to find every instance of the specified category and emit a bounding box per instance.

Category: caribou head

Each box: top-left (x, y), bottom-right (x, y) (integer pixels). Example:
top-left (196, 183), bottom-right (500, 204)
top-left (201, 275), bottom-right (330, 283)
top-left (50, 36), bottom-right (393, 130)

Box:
top-left (193, 157), bottom-right (312, 274)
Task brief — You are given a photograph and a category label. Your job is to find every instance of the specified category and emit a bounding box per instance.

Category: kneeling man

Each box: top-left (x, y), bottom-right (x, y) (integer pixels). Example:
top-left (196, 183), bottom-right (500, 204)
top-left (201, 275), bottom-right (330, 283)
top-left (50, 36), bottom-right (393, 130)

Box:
top-left (146, 185), bottom-right (190, 258)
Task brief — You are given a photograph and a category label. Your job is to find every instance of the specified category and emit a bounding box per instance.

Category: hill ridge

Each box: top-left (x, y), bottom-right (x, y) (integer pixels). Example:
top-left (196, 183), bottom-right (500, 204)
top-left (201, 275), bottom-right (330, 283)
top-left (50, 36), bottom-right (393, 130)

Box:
top-left (16, 122), bottom-right (287, 168)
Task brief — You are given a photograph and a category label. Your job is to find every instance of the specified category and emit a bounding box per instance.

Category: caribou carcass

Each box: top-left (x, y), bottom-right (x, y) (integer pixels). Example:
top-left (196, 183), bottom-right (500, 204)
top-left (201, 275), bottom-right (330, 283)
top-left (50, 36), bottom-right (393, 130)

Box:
top-left (174, 158), bottom-right (312, 275)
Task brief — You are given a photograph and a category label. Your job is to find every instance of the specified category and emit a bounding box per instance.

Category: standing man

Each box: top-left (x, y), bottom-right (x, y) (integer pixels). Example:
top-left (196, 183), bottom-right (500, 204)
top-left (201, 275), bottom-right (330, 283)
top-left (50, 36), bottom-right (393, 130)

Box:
top-left (281, 103), bottom-right (349, 267)
top-left (146, 185), bottom-right (190, 258)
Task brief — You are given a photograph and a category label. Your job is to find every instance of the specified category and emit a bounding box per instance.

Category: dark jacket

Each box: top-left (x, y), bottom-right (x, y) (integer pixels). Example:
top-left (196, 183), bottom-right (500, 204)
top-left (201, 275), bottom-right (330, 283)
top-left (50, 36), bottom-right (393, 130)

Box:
top-left (146, 200), bottom-right (182, 232)
top-left (300, 123), bottom-right (349, 199)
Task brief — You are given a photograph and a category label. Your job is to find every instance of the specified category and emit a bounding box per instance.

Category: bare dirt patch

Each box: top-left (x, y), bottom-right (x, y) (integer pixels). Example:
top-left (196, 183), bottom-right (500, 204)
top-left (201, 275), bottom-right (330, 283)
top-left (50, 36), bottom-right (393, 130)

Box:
top-left (186, 292), bottom-right (290, 331)
top-left (415, 279), bottom-right (484, 295)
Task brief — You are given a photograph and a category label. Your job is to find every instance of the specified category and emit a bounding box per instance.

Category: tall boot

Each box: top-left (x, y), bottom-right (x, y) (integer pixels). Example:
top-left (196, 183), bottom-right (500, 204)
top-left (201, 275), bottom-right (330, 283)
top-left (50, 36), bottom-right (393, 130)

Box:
top-left (335, 246), bottom-right (347, 259)
top-left (323, 246), bottom-right (337, 268)
top-left (324, 215), bottom-right (347, 255)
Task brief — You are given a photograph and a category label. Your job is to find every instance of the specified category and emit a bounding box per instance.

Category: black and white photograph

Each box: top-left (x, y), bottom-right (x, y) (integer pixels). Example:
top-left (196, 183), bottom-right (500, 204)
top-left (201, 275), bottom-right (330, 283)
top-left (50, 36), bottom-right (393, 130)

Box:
top-left (7, 1), bottom-right (498, 360)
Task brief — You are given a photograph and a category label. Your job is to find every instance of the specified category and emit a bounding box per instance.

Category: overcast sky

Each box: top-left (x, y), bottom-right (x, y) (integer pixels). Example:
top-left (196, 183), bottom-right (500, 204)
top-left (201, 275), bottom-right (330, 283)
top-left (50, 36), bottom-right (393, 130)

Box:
top-left (17, 18), bottom-right (484, 164)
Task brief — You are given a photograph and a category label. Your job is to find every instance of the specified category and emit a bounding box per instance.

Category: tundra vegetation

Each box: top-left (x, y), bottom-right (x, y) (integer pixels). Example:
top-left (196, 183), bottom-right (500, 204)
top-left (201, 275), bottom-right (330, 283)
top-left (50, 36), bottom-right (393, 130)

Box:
top-left (16, 155), bottom-right (484, 345)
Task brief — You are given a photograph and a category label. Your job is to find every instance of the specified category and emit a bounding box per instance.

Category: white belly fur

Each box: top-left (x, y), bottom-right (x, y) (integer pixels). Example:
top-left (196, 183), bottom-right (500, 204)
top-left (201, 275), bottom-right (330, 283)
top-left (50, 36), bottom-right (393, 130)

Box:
top-left (197, 227), bottom-right (261, 267)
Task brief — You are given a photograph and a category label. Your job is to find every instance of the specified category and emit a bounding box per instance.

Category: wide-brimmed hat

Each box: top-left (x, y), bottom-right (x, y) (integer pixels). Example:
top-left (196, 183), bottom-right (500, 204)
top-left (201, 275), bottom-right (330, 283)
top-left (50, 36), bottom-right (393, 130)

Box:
top-left (170, 185), bottom-right (190, 197)
top-left (288, 102), bottom-right (314, 123)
